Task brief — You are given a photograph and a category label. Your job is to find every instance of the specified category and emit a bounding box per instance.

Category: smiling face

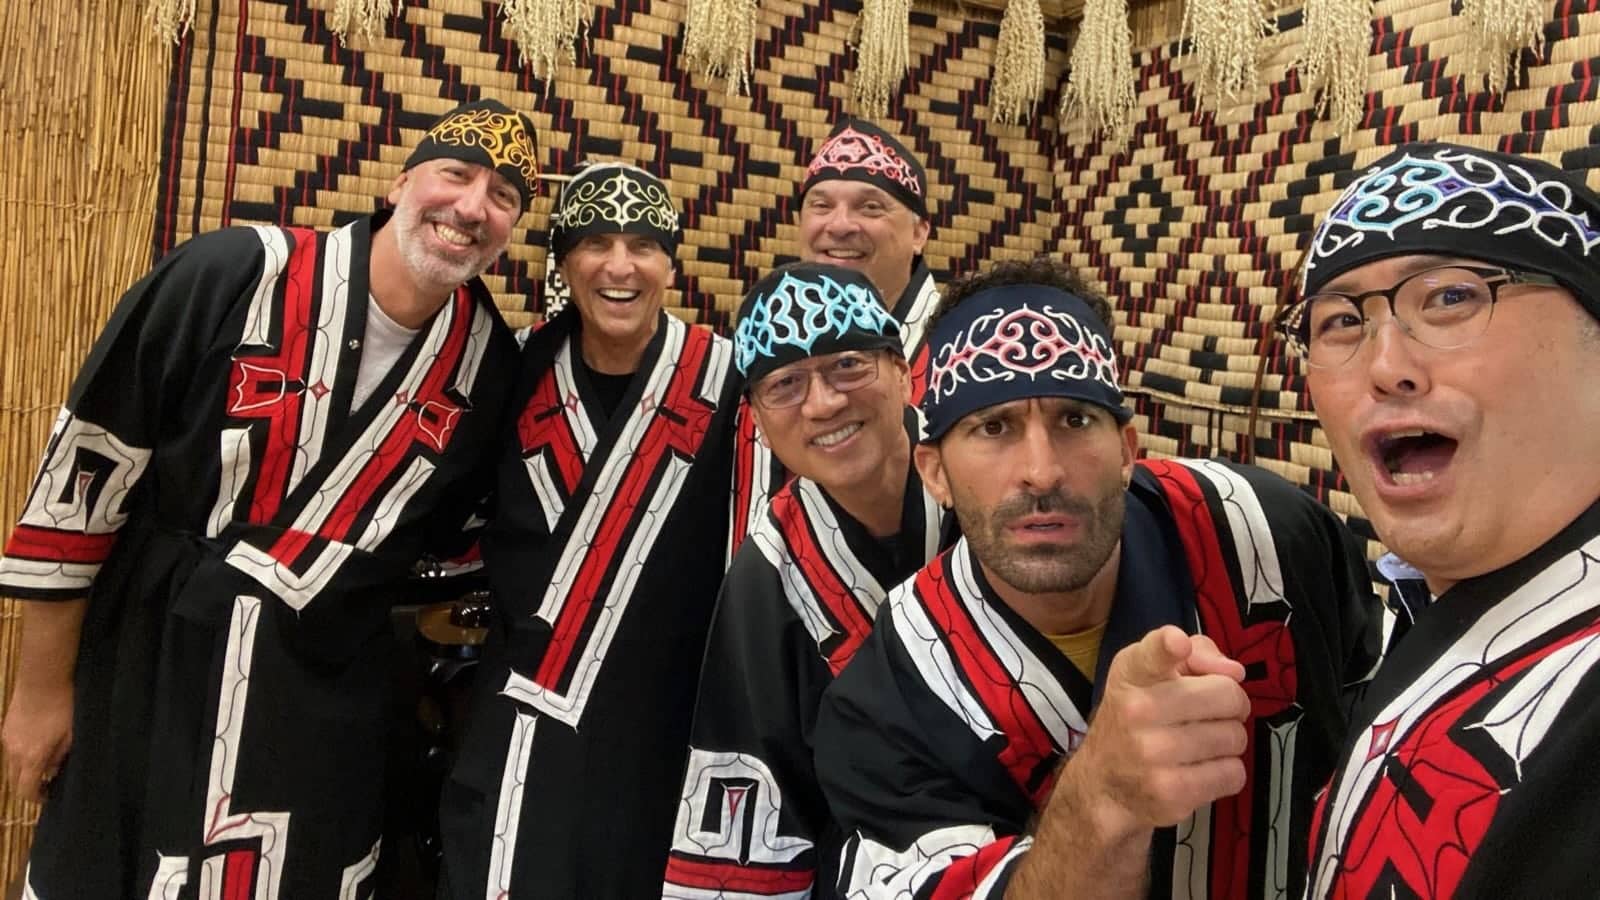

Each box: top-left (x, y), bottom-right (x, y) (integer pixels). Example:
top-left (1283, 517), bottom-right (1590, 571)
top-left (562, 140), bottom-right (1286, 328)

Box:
top-left (1307, 253), bottom-right (1600, 594)
top-left (797, 181), bottom-right (929, 307)
top-left (387, 158), bottom-right (519, 293)
top-left (750, 350), bottom-right (911, 497)
top-left (916, 396), bottom-right (1136, 595)
top-left (559, 232), bottom-right (674, 372)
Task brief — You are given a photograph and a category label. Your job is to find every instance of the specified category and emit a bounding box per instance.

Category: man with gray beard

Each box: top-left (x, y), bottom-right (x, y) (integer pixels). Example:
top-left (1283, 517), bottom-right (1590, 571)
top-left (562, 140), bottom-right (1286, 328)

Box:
top-left (812, 259), bottom-right (1382, 900)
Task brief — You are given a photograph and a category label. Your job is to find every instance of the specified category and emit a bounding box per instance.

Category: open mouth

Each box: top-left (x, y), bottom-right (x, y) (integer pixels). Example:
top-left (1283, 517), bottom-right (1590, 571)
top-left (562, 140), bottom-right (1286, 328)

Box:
top-left (1371, 428), bottom-right (1458, 487)
top-left (811, 422), bottom-right (862, 448)
top-left (431, 221), bottom-right (478, 248)
top-left (821, 249), bottom-right (867, 262)
top-left (597, 288), bottom-right (641, 304)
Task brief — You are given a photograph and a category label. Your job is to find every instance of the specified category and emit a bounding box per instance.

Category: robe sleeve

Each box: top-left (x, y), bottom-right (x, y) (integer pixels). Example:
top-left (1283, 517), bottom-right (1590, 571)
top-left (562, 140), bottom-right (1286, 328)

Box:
top-left (663, 542), bottom-right (836, 897)
top-left (814, 620), bottom-right (1034, 900)
top-left (1237, 463), bottom-right (1385, 715)
top-left (0, 230), bottom-right (262, 599)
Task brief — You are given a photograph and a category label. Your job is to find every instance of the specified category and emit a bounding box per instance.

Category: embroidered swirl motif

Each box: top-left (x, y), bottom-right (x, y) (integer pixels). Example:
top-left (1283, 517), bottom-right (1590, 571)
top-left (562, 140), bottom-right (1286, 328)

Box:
top-left (425, 108), bottom-right (539, 185)
top-left (927, 305), bottom-right (1120, 403)
top-left (734, 272), bottom-right (896, 374)
top-left (554, 169), bottom-right (680, 234)
top-left (1305, 148), bottom-right (1600, 281)
top-left (808, 126), bottom-right (923, 198)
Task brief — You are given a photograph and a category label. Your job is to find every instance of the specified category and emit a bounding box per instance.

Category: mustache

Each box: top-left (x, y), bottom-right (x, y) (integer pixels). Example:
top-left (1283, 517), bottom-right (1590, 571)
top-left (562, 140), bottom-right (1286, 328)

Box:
top-left (993, 489), bottom-right (1095, 524)
top-left (422, 211), bottom-right (487, 242)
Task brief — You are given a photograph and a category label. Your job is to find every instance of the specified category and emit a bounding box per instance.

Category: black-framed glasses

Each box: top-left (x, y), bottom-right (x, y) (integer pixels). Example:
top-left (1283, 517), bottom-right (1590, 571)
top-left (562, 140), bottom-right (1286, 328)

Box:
top-left (751, 351), bottom-right (883, 409)
top-left (1279, 265), bottom-right (1560, 368)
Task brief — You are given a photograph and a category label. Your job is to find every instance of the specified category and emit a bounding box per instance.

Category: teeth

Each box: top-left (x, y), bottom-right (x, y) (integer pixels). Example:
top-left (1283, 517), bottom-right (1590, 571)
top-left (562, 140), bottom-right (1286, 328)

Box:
top-left (813, 423), bottom-right (861, 447)
top-left (1392, 470), bottom-right (1437, 486)
top-left (1388, 428), bottom-right (1426, 439)
top-left (435, 223), bottom-right (474, 247)
top-left (598, 289), bottom-right (640, 301)
top-left (825, 250), bottom-right (865, 260)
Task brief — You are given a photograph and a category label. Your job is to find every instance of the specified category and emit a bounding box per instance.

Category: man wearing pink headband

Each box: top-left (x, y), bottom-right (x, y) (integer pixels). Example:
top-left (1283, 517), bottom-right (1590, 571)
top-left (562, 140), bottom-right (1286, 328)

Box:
top-left (732, 119), bottom-right (942, 556)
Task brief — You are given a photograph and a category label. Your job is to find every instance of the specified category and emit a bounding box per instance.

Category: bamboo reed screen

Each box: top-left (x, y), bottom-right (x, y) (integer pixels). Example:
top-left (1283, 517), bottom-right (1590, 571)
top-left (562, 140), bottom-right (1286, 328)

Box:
top-left (4, 0), bottom-right (1600, 883)
top-left (0, 0), bottom-right (172, 875)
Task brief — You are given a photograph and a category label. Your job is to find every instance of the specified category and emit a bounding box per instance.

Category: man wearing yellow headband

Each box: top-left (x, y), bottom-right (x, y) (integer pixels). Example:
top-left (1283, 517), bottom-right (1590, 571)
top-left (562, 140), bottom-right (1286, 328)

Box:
top-left (0, 98), bottom-right (532, 898)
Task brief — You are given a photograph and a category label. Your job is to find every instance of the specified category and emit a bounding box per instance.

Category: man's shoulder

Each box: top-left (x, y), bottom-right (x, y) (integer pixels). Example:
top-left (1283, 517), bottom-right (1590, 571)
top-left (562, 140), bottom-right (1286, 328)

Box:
top-left (1138, 456), bottom-right (1324, 514)
top-left (161, 225), bottom-right (281, 268)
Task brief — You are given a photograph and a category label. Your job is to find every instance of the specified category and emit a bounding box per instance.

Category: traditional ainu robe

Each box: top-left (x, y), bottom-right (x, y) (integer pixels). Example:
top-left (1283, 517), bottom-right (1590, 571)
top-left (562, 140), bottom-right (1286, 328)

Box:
top-left (439, 307), bottom-right (744, 899)
top-left (728, 263), bottom-right (940, 558)
top-left (0, 214), bottom-right (516, 899)
top-left (815, 460), bottom-right (1382, 900)
top-left (1306, 500), bottom-right (1600, 899)
top-left (664, 413), bottom-right (951, 899)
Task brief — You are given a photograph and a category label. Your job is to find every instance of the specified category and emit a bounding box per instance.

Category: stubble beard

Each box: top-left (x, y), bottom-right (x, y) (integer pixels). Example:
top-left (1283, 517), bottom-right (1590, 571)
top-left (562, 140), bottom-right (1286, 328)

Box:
top-left (394, 205), bottom-right (495, 290)
top-left (955, 483), bottom-right (1125, 595)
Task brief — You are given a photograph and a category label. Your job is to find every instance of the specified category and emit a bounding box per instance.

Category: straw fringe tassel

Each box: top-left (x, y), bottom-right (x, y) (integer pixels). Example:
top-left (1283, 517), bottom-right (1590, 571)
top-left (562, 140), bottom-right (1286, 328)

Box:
top-left (992, 0), bottom-right (1047, 125)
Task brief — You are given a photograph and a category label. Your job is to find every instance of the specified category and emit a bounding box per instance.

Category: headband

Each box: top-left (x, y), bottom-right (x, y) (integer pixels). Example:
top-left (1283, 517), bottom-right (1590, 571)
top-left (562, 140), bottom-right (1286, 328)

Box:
top-left (1302, 142), bottom-right (1600, 323)
top-left (799, 118), bottom-right (928, 218)
top-left (921, 284), bottom-right (1129, 441)
top-left (734, 262), bottom-right (902, 384)
top-left (404, 98), bottom-right (539, 211)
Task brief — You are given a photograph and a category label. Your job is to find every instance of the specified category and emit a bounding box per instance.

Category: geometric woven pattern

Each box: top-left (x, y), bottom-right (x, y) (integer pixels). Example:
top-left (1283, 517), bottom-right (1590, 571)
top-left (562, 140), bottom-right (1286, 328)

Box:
top-left (157, 0), bottom-right (1600, 563)
top-left (1054, 0), bottom-right (1600, 557)
top-left (156, 0), bottom-right (1070, 332)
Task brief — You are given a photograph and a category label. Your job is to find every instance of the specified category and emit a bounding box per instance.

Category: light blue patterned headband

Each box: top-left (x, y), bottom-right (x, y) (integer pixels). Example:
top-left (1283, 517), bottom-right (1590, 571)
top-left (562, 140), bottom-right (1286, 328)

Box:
top-left (733, 263), bottom-right (902, 382)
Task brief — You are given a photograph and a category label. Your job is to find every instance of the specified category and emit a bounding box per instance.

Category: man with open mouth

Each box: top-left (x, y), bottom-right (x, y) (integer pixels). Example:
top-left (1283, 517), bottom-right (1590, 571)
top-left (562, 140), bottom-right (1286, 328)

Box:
top-left (1297, 143), bottom-right (1600, 898)
top-left (811, 258), bottom-right (1382, 899)
top-left (663, 261), bottom-right (957, 898)
top-left (0, 97), bottom-right (531, 897)
top-left (436, 162), bottom-right (748, 898)
top-left (732, 118), bottom-right (942, 557)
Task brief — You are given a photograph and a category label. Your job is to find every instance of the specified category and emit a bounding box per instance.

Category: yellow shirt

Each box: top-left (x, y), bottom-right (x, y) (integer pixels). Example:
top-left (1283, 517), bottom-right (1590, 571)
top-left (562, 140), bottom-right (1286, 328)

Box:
top-left (1046, 620), bottom-right (1108, 681)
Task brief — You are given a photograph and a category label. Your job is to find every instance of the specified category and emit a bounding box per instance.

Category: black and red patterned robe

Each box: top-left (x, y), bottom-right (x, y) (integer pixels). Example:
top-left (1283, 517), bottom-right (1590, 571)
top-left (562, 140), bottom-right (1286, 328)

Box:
top-left (0, 214), bottom-right (516, 899)
top-left (438, 307), bottom-right (744, 898)
top-left (664, 413), bottom-right (951, 899)
top-left (729, 263), bottom-right (939, 559)
top-left (1306, 500), bottom-right (1600, 899)
top-left (815, 460), bottom-right (1381, 899)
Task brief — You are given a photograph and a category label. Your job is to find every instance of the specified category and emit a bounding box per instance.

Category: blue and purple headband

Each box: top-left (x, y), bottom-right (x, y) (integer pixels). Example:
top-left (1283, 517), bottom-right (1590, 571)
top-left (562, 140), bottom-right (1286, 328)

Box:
top-left (1302, 142), bottom-right (1600, 323)
top-left (920, 284), bottom-right (1129, 441)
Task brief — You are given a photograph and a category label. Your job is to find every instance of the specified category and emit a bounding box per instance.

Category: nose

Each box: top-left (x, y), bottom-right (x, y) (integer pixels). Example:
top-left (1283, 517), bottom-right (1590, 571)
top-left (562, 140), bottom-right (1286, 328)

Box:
top-left (821, 204), bottom-right (860, 237)
top-left (1360, 312), bottom-right (1430, 398)
top-left (799, 371), bottom-right (849, 419)
top-left (1017, 415), bottom-right (1066, 492)
top-left (600, 241), bottom-right (633, 279)
top-left (451, 174), bottom-right (492, 225)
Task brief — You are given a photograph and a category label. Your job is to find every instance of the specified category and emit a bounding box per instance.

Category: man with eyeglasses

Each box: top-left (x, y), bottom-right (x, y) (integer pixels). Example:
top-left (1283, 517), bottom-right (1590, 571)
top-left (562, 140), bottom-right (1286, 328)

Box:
top-left (663, 262), bottom-right (954, 898)
top-left (1292, 143), bottom-right (1600, 897)
top-left (731, 119), bottom-right (941, 557)
top-left (810, 258), bottom-right (1381, 899)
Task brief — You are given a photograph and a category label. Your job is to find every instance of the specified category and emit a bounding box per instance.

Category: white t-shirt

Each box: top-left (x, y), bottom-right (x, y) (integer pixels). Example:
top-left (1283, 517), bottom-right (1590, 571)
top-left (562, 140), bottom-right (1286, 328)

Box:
top-left (352, 295), bottom-right (421, 411)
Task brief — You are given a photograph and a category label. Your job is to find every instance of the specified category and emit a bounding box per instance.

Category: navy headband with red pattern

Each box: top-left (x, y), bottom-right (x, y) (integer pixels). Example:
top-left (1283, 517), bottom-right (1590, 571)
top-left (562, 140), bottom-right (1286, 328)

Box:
top-left (920, 284), bottom-right (1130, 441)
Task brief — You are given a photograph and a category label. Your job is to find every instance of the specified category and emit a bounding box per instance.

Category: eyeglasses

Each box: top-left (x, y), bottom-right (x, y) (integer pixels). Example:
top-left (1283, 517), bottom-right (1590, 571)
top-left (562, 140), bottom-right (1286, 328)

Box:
top-left (1280, 264), bottom-right (1560, 368)
top-left (751, 351), bottom-right (883, 409)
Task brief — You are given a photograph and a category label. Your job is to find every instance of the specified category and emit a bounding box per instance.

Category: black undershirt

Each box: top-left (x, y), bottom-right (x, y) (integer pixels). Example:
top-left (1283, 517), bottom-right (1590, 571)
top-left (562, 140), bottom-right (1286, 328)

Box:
top-left (578, 354), bottom-right (635, 419)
